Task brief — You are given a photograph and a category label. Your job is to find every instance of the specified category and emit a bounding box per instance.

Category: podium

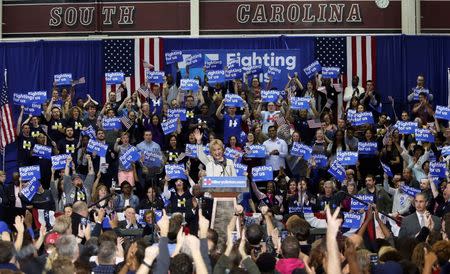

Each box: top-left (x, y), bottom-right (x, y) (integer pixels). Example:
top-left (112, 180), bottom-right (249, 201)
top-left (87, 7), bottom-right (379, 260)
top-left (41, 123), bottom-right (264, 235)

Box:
top-left (201, 176), bottom-right (247, 246)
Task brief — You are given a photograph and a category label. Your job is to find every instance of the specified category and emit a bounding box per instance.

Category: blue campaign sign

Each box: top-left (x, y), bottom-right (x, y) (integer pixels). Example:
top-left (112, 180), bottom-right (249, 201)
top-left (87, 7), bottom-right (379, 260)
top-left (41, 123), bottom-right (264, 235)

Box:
top-left (266, 66), bottom-right (282, 81)
top-left (401, 185), bottom-right (421, 197)
top-left (21, 177), bottom-right (40, 201)
top-left (51, 154), bottom-right (70, 170)
top-left (206, 70), bottom-right (225, 84)
top-left (177, 49), bottom-right (300, 90)
top-left (142, 151), bottom-right (163, 167)
top-left (415, 128), bottom-right (435, 143)
top-left (234, 163), bottom-right (248, 176)
top-left (54, 73), bottom-right (72, 86)
top-left (435, 105), bottom-right (450, 121)
top-left (224, 147), bottom-right (243, 162)
top-left (290, 97), bottom-right (310, 110)
top-left (180, 79), bottom-right (199, 91)
top-left (245, 145), bottom-right (266, 158)
top-left (162, 118), bottom-right (178, 135)
top-left (312, 154), bottom-right (328, 168)
top-left (261, 90), bottom-right (280, 103)
top-left (32, 144), bottom-right (52, 159)
top-left (185, 53), bottom-right (204, 68)
top-left (328, 161), bottom-right (346, 182)
top-left (395, 121), bottom-right (417, 134)
top-left (303, 60), bottom-right (322, 78)
top-left (224, 94), bottom-right (244, 107)
top-left (225, 67), bottom-right (243, 81)
top-left (239, 131), bottom-right (247, 145)
top-left (105, 72), bottom-right (124, 85)
top-left (13, 93), bottom-right (34, 106)
top-left (81, 125), bottom-right (96, 140)
top-left (442, 146), bottom-right (450, 156)
top-left (146, 71), bottom-right (165, 84)
top-left (358, 142), bottom-right (378, 155)
top-left (252, 166), bottom-right (273, 181)
top-left (24, 103), bottom-right (42, 116)
top-left (290, 142), bottom-right (312, 160)
top-left (352, 112), bottom-right (374, 126)
top-left (342, 212), bottom-right (363, 229)
top-left (412, 88), bottom-right (429, 101)
top-left (165, 50), bottom-right (183, 64)
top-left (87, 139), bottom-right (108, 157)
top-left (350, 194), bottom-right (374, 211)
top-left (203, 176), bottom-right (247, 188)
top-left (336, 151), bottom-right (358, 166)
top-left (205, 60), bottom-right (223, 70)
top-left (322, 67), bottom-right (340, 79)
top-left (28, 91), bottom-right (47, 104)
top-left (19, 165), bottom-right (41, 180)
top-left (168, 108), bottom-right (187, 122)
top-left (430, 161), bottom-right (447, 178)
top-left (102, 117), bottom-right (122, 130)
top-left (165, 164), bottom-right (187, 180)
top-left (244, 65), bottom-right (263, 75)
top-left (346, 109), bottom-right (357, 124)
top-left (119, 146), bottom-right (141, 169)
top-left (381, 162), bottom-right (393, 177)
top-left (185, 144), bottom-right (198, 158)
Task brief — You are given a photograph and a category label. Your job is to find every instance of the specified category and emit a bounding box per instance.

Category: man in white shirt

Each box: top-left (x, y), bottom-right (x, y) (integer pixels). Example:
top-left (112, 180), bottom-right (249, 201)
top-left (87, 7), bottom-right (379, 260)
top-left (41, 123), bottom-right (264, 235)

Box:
top-left (398, 193), bottom-right (441, 238)
top-left (263, 126), bottom-right (288, 177)
top-left (343, 75), bottom-right (365, 107)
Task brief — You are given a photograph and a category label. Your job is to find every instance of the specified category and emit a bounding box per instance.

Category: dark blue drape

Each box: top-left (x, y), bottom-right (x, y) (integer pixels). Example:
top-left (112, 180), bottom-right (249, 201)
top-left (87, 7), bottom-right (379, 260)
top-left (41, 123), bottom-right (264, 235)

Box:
top-left (0, 40), bottom-right (103, 181)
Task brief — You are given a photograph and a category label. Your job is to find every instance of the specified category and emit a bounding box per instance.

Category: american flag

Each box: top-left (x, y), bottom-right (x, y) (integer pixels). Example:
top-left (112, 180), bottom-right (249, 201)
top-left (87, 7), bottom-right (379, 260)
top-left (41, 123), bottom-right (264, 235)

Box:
top-left (137, 86), bottom-right (150, 98)
top-left (0, 70), bottom-right (15, 148)
top-left (316, 36), bottom-right (376, 116)
top-left (120, 115), bottom-right (133, 130)
top-left (103, 38), bottom-right (164, 102)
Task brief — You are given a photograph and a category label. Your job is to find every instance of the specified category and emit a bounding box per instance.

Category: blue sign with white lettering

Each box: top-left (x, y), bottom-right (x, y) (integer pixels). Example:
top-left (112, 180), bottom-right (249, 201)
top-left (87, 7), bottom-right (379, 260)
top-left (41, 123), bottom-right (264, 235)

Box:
top-left (261, 90), bottom-right (280, 103)
top-left (224, 94), bottom-right (244, 107)
top-left (225, 67), bottom-right (243, 81)
top-left (381, 162), bottom-right (393, 177)
top-left (146, 71), bottom-right (165, 84)
top-left (415, 128), bottom-right (435, 143)
top-left (24, 103), bottom-right (42, 116)
top-left (291, 142), bottom-right (312, 160)
top-left (312, 154), bottom-right (328, 168)
top-left (165, 50), bottom-right (183, 64)
top-left (351, 194), bottom-right (374, 211)
top-left (205, 60), bottom-right (223, 70)
top-left (51, 154), bottom-right (70, 170)
top-left (203, 176), bottom-right (247, 188)
top-left (291, 97), bottom-right (310, 110)
top-left (234, 163), bottom-right (248, 176)
top-left (19, 165), bottom-right (41, 180)
top-left (119, 146), bottom-right (141, 169)
top-left (13, 93), bottom-right (43, 106)
top-left (206, 70), bottom-right (225, 84)
top-left (266, 66), bottom-right (282, 81)
top-left (21, 177), bottom-right (40, 201)
top-left (27, 91), bottom-right (47, 104)
top-left (401, 185), bottom-right (421, 197)
top-left (244, 65), bottom-right (263, 75)
top-left (162, 118), bottom-right (178, 135)
top-left (165, 164), bottom-right (187, 180)
top-left (87, 139), bottom-right (108, 157)
top-left (412, 88), bottom-right (429, 101)
top-left (442, 146), bottom-right (450, 156)
top-left (185, 53), bottom-right (204, 68)
top-left (103, 117), bottom-right (122, 130)
top-left (245, 145), bottom-right (266, 158)
top-left (322, 67), bottom-right (340, 79)
top-left (168, 109), bottom-right (187, 122)
top-left (336, 151), bottom-right (358, 166)
top-left (185, 144), bottom-right (198, 158)
top-left (303, 60), bottom-right (322, 78)
top-left (352, 112), bottom-right (374, 126)
top-left (395, 121), bottom-right (417, 134)
top-left (358, 142), bottom-right (378, 155)
top-left (252, 166), bottom-right (273, 182)
top-left (342, 212), bottom-right (363, 229)
top-left (105, 72), bottom-right (124, 85)
top-left (430, 161), bottom-right (447, 178)
top-left (180, 79), bottom-right (199, 91)
top-left (328, 161), bottom-right (346, 182)
top-left (32, 144), bottom-right (52, 159)
top-left (54, 73), bottom-right (72, 86)
top-left (224, 147), bottom-right (243, 162)
top-left (435, 105), bottom-right (450, 121)
top-left (81, 125), bottom-right (96, 140)
top-left (142, 151), bottom-right (163, 167)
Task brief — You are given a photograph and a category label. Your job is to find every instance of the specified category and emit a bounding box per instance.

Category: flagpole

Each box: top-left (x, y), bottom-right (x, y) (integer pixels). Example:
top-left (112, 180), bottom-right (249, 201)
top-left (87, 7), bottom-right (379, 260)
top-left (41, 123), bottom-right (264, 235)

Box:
top-left (1, 69), bottom-right (6, 171)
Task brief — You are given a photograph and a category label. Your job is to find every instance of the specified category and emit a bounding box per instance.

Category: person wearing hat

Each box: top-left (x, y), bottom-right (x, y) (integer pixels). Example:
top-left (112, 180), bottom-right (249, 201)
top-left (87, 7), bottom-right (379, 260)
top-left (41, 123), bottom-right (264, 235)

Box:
top-left (63, 155), bottom-right (95, 205)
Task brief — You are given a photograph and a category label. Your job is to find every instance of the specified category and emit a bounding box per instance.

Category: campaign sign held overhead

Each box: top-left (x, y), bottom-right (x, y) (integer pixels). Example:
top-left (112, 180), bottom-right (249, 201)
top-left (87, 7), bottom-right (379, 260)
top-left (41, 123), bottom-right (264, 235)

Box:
top-left (291, 97), bottom-right (310, 110)
top-left (245, 145), bottom-right (266, 158)
top-left (303, 60), bottom-right (322, 78)
top-left (395, 121), bottom-right (417, 134)
top-left (205, 60), bottom-right (223, 70)
top-left (342, 212), bottom-right (363, 229)
top-left (19, 165), bottom-right (41, 180)
top-left (352, 112), bottom-right (374, 126)
top-left (146, 71), bottom-right (165, 84)
top-left (322, 67), bottom-right (340, 79)
top-left (225, 67), bottom-right (243, 81)
top-left (252, 166), bottom-right (273, 182)
top-left (328, 161), bottom-right (346, 182)
top-left (266, 66), bottom-right (282, 81)
top-left (21, 177), bottom-right (40, 201)
top-left (202, 176), bottom-right (247, 188)
top-left (119, 146), bottom-right (141, 169)
top-left (401, 185), bottom-right (421, 197)
top-left (261, 90), bottom-right (280, 103)
top-left (105, 72), bottom-right (124, 85)
top-left (358, 142), bottom-right (378, 155)
top-left (81, 125), bottom-right (96, 140)
top-left (224, 147), bottom-right (243, 162)
top-left (381, 162), bottom-right (393, 177)
top-left (51, 154), bottom-right (71, 170)
top-left (442, 146), bottom-right (450, 156)
top-left (162, 118), bottom-right (178, 135)
top-left (415, 128), bottom-right (435, 143)
top-left (430, 162), bottom-right (447, 178)
top-left (435, 105), bottom-right (450, 121)
top-left (351, 194), bottom-right (374, 211)
top-left (185, 53), bottom-right (204, 68)
top-left (87, 139), bottom-right (108, 157)
top-left (336, 151), bottom-right (358, 166)
top-left (165, 164), bottom-right (187, 180)
top-left (290, 142), bottom-right (312, 160)
top-left (180, 79), bottom-right (199, 91)
top-left (103, 118), bottom-right (122, 130)
top-left (312, 154), bottom-right (328, 168)
top-left (32, 144), bottom-right (52, 159)
top-left (206, 70), bottom-right (225, 84)
top-left (54, 73), bottom-right (72, 86)
top-left (168, 109), bottom-right (187, 122)
top-left (165, 50), bottom-right (183, 64)
top-left (28, 91), bottom-right (47, 104)
top-left (224, 94), bottom-right (244, 107)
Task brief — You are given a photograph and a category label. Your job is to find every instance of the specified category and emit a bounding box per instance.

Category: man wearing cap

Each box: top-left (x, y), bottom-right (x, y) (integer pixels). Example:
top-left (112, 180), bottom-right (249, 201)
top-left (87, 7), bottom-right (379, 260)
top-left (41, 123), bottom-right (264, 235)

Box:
top-left (63, 155), bottom-right (95, 205)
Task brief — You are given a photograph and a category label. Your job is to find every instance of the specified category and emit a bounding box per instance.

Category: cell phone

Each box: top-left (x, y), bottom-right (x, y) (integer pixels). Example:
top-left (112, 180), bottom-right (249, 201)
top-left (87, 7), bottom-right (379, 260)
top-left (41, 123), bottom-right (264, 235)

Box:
top-left (80, 217), bottom-right (88, 226)
top-left (369, 253), bottom-right (379, 266)
top-left (231, 231), bottom-right (239, 244)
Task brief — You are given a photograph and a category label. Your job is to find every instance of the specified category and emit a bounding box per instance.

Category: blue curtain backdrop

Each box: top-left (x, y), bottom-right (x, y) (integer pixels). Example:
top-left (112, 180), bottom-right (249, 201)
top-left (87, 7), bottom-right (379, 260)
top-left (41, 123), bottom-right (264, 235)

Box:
top-left (0, 40), bottom-right (103, 180)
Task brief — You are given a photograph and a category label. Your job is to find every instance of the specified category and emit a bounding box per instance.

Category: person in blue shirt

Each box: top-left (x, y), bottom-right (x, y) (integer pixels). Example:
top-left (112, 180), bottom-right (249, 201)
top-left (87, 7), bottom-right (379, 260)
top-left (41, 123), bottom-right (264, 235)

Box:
top-left (215, 98), bottom-right (250, 144)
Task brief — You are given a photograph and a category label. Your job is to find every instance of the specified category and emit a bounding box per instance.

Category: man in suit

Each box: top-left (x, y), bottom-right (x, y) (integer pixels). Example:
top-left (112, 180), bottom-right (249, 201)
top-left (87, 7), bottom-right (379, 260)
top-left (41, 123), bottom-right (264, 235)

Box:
top-left (398, 193), bottom-right (441, 238)
top-left (118, 206), bottom-right (142, 229)
top-left (185, 184), bottom-right (213, 236)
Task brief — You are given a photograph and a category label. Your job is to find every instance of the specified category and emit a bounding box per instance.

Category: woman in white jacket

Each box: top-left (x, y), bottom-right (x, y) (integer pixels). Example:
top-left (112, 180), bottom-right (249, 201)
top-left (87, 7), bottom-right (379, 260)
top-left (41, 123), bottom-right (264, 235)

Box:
top-left (194, 128), bottom-right (237, 177)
